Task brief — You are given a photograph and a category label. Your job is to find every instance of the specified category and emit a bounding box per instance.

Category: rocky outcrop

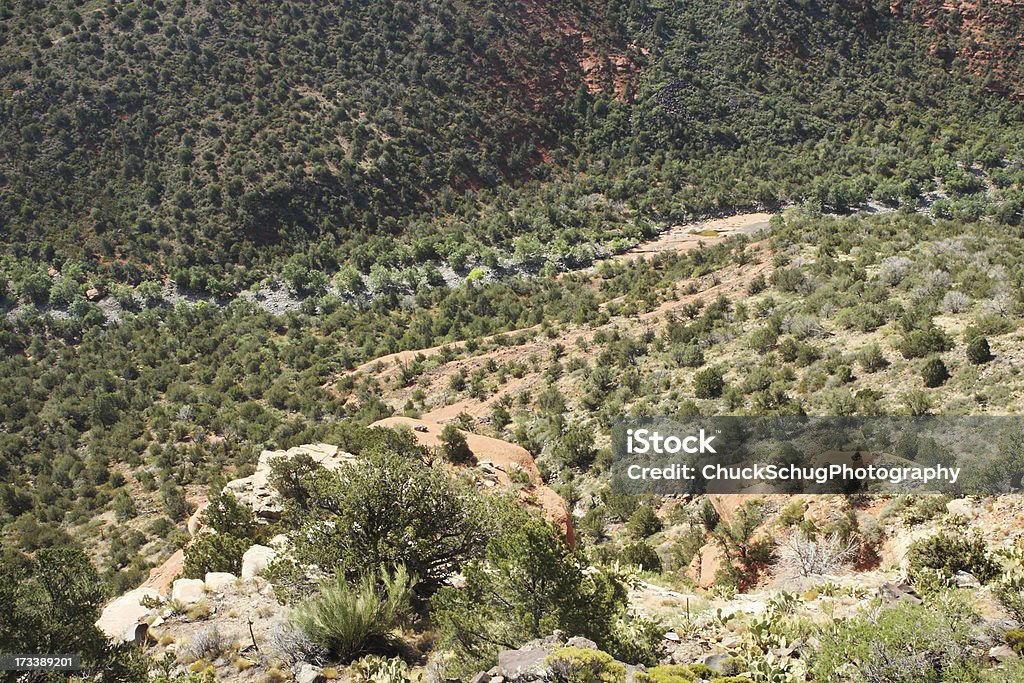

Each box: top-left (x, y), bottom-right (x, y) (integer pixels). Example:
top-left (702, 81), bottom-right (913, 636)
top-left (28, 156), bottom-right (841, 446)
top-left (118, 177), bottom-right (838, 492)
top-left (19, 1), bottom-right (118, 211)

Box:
top-left (96, 587), bottom-right (162, 643)
top-left (223, 443), bottom-right (356, 520)
top-left (204, 572), bottom-right (237, 592)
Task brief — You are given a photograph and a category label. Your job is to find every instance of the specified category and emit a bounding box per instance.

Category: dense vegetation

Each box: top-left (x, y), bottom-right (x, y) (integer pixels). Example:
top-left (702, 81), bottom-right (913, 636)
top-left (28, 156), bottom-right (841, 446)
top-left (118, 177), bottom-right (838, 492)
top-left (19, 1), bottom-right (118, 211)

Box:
top-left (3, 1), bottom-right (1024, 680)
top-left (2, 0), bottom-right (1023, 296)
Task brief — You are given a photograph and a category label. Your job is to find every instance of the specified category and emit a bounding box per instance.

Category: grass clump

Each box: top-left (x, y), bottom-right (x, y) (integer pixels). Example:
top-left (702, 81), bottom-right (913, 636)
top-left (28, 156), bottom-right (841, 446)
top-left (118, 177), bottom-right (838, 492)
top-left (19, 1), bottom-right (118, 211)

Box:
top-left (291, 564), bottom-right (417, 661)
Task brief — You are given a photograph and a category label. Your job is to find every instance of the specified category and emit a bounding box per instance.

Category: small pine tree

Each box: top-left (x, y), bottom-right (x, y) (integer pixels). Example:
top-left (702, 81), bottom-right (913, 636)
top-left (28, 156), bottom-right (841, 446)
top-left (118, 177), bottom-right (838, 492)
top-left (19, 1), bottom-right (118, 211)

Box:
top-left (619, 541), bottom-right (662, 572)
top-left (966, 336), bottom-right (992, 365)
top-left (627, 505), bottom-right (663, 539)
top-left (439, 424), bottom-right (474, 464)
top-left (921, 356), bottom-right (949, 388)
top-left (694, 367), bottom-right (724, 399)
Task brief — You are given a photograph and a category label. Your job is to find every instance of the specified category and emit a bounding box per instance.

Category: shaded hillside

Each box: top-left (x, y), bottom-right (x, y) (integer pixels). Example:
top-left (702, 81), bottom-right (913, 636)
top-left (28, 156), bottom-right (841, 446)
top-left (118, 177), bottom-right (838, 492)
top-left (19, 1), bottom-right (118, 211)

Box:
top-left (0, 0), bottom-right (633, 284)
top-left (1, 0), bottom-right (1022, 296)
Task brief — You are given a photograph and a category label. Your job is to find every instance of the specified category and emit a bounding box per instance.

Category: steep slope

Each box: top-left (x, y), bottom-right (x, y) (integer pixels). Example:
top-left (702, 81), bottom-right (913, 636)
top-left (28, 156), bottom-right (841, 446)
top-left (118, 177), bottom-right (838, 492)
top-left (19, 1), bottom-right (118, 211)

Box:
top-left (2, 1), bottom-right (1023, 295)
top-left (0, 0), bottom-right (633, 280)
top-left (892, 0), bottom-right (1024, 99)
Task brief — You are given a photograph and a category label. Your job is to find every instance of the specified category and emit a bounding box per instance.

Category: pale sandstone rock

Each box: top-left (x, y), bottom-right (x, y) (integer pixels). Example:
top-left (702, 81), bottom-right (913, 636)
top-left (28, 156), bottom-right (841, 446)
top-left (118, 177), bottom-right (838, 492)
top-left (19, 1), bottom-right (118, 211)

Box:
top-left (204, 572), bottom-right (237, 591)
top-left (241, 544), bottom-right (277, 580)
top-left (96, 587), bottom-right (161, 642)
top-left (171, 578), bottom-right (206, 605)
top-left (224, 443), bottom-right (355, 520)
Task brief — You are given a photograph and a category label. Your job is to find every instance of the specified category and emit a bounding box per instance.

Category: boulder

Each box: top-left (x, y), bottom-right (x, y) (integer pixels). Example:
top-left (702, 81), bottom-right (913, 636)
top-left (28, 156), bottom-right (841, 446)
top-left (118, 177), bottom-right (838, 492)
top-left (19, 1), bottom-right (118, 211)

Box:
top-left (241, 544), bottom-right (277, 580)
top-left (171, 578), bottom-right (206, 605)
top-left (469, 673), bottom-right (491, 683)
top-left (96, 587), bottom-right (161, 642)
top-left (565, 636), bottom-right (597, 650)
top-left (946, 498), bottom-right (976, 517)
top-left (204, 572), bottom-right (237, 591)
top-left (702, 653), bottom-right (733, 674)
top-left (954, 571), bottom-right (981, 588)
top-left (988, 645), bottom-right (1019, 662)
top-left (296, 664), bottom-right (326, 683)
top-left (497, 647), bottom-right (550, 682)
top-left (878, 582), bottom-right (922, 606)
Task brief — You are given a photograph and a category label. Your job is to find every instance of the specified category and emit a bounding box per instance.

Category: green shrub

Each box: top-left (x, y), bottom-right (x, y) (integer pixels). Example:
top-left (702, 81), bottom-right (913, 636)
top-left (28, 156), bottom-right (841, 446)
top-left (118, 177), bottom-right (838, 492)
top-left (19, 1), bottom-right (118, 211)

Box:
top-left (201, 492), bottom-right (257, 539)
top-left (1005, 628), bottom-right (1024, 655)
top-left (901, 495), bottom-right (950, 525)
top-left (552, 425), bottom-right (597, 469)
top-left (673, 343), bottom-right (705, 368)
top-left (694, 367), bottom-right (724, 399)
top-left (619, 542), bottom-right (662, 572)
top-left (857, 343), bottom-right (888, 373)
top-left (627, 505), bottom-right (662, 539)
top-left (811, 596), bottom-right (981, 682)
top-left (907, 534), bottom-right (999, 587)
top-left (897, 327), bottom-right (952, 359)
top-left (699, 499), bottom-right (720, 532)
top-left (748, 327), bottom-right (778, 353)
top-left (966, 336), bottom-right (992, 364)
top-left (271, 450), bottom-right (491, 591)
top-left (634, 664), bottom-right (710, 683)
top-left (433, 516), bottom-right (660, 675)
top-left (291, 565), bottom-right (416, 661)
top-left (0, 547), bottom-right (146, 680)
top-left (547, 647), bottom-right (625, 683)
top-left (921, 356), bottom-right (949, 388)
top-left (183, 533), bottom-right (251, 579)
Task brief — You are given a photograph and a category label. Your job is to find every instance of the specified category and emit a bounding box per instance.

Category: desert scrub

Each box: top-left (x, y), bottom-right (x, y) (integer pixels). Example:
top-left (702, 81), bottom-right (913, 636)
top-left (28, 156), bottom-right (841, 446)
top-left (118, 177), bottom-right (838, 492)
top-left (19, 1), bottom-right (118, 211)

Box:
top-left (966, 336), bottom-right (993, 364)
top-left (618, 541), bottom-right (662, 572)
top-left (546, 647), bottom-right (625, 683)
top-left (907, 534), bottom-right (999, 587)
top-left (291, 564), bottom-right (417, 661)
top-left (627, 505), bottom-right (662, 539)
top-left (811, 595), bottom-right (983, 682)
top-left (182, 532), bottom-right (251, 578)
top-left (921, 356), bottom-right (950, 388)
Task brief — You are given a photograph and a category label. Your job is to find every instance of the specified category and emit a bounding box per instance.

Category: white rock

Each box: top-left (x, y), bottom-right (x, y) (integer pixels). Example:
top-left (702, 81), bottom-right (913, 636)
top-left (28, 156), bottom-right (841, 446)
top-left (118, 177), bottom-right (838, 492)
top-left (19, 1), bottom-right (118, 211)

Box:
top-left (96, 587), bottom-right (162, 642)
top-left (241, 544), bottom-right (277, 580)
top-left (946, 498), bottom-right (976, 517)
top-left (297, 664), bottom-right (326, 683)
top-left (171, 578), bottom-right (206, 605)
top-left (204, 572), bottom-right (237, 591)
